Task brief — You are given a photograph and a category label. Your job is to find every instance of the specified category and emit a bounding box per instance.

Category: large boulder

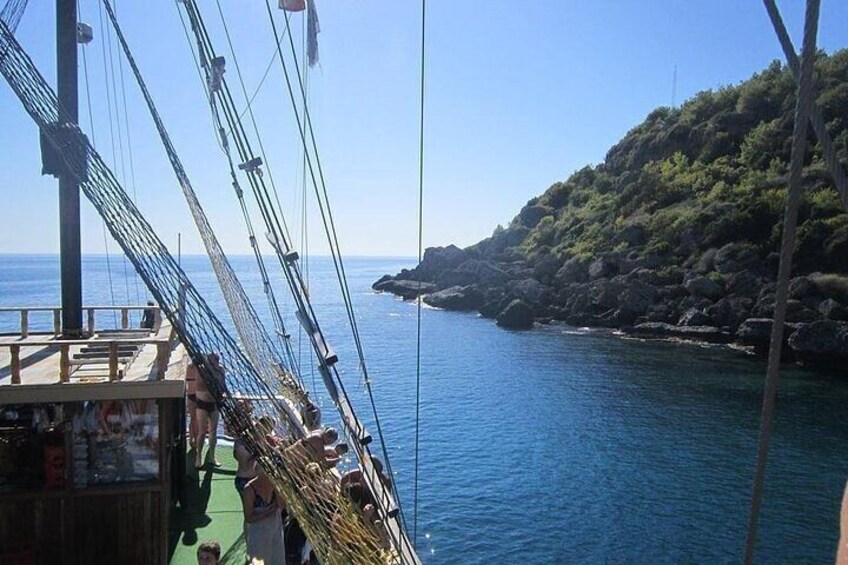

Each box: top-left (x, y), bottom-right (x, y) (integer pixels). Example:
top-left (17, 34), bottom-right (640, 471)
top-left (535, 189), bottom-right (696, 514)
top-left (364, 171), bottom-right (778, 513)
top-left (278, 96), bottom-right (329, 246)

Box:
top-left (819, 298), bottom-right (848, 321)
top-left (589, 280), bottom-right (626, 310)
top-left (589, 256), bottom-right (619, 280)
top-left (644, 302), bottom-right (678, 323)
top-left (414, 245), bottom-right (469, 280)
top-left (714, 243), bottom-right (763, 274)
top-left (788, 276), bottom-right (817, 300)
top-left (618, 223), bottom-right (647, 246)
top-left (496, 299), bottom-right (535, 330)
top-left (480, 298), bottom-right (507, 319)
top-left (454, 259), bottom-right (511, 287)
top-left (694, 248), bottom-right (718, 274)
top-left (788, 320), bottom-right (848, 366)
top-left (372, 274), bottom-right (393, 289)
top-left (735, 318), bottom-right (804, 352)
top-left (626, 268), bottom-right (662, 286)
top-left (532, 253), bottom-right (564, 284)
top-left (507, 278), bottom-right (549, 305)
top-left (373, 279), bottom-right (437, 299)
top-left (726, 270), bottom-right (762, 298)
top-left (623, 322), bottom-right (733, 343)
top-left (656, 267), bottom-right (685, 285)
top-left (423, 286), bottom-right (483, 311)
top-left (784, 299), bottom-right (821, 323)
top-left (617, 279), bottom-right (657, 315)
top-left (705, 297), bottom-right (753, 332)
top-left (637, 253), bottom-right (666, 270)
top-left (564, 287), bottom-right (591, 316)
top-left (679, 308), bottom-right (710, 327)
top-left (658, 284), bottom-right (689, 301)
top-left (515, 204), bottom-right (553, 229)
top-left (554, 256), bottom-right (591, 285)
top-left (436, 268), bottom-right (479, 288)
top-left (684, 275), bottom-right (724, 301)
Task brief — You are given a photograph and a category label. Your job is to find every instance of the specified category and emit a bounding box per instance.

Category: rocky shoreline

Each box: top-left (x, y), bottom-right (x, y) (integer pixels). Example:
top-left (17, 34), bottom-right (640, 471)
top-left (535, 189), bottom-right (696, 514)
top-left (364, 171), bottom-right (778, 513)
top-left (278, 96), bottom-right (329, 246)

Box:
top-left (373, 244), bottom-right (848, 371)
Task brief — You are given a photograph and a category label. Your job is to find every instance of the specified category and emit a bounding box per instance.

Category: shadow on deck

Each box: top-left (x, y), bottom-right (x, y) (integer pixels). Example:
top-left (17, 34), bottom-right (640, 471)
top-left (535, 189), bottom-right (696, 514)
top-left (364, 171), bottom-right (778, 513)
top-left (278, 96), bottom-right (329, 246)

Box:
top-left (169, 446), bottom-right (247, 565)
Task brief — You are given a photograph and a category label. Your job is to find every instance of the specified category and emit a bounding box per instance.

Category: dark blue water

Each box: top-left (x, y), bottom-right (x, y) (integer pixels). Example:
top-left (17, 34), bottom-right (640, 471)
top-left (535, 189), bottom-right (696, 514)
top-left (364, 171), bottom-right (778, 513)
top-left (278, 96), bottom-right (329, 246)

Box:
top-left (1, 254), bottom-right (845, 564)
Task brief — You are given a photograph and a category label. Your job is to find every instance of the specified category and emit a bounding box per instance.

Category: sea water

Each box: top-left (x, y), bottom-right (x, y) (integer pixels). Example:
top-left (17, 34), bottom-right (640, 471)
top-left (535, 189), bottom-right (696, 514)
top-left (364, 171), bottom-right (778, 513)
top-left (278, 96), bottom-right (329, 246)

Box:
top-left (1, 254), bottom-right (845, 564)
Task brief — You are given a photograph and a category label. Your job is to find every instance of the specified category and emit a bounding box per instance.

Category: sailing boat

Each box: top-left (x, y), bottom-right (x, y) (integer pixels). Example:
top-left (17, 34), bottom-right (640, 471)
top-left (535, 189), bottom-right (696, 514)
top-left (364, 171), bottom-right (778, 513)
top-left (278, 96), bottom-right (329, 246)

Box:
top-left (0, 0), bottom-right (421, 563)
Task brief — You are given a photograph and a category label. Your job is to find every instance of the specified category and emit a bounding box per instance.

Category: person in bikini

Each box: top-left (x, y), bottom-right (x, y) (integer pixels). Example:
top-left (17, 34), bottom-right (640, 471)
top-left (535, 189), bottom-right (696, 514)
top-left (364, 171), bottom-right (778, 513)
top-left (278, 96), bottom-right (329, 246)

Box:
top-left (194, 353), bottom-right (225, 468)
top-left (233, 400), bottom-right (257, 494)
top-left (241, 469), bottom-right (286, 563)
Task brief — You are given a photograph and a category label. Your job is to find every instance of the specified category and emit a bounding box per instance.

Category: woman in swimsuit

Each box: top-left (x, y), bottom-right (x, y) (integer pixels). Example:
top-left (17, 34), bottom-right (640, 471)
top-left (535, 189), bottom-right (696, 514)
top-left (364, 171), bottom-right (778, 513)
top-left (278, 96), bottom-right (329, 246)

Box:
top-left (242, 470), bottom-right (286, 564)
top-left (234, 436), bottom-right (257, 494)
top-left (194, 354), bottom-right (222, 468)
top-left (232, 399), bottom-right (257, 493)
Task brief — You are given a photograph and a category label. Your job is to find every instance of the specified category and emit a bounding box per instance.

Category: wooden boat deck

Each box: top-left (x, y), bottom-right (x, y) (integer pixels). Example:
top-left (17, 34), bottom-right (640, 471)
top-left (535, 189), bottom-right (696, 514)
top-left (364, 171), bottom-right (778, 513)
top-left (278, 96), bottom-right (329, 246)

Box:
top-left (169, 446), bottom-right (248, 565)
top-left (0, 315), bottom-right (187, 404)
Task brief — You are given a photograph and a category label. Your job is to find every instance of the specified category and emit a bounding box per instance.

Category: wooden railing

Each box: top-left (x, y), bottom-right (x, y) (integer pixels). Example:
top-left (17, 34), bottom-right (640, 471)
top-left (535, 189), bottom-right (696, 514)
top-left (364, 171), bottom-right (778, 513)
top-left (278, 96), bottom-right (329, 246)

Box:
top-left (3, 337), bottom-right (171, 385)
top-left (0, 305), bottom-right (162, 337)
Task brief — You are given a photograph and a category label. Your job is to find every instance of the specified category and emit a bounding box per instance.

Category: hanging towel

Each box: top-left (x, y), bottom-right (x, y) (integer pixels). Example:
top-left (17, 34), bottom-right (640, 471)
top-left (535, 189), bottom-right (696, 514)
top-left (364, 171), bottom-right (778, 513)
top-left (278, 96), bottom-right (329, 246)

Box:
top-left (280, 0), bottom-right (305, 12)
top-left (307, 0), bottom-right (320, 67)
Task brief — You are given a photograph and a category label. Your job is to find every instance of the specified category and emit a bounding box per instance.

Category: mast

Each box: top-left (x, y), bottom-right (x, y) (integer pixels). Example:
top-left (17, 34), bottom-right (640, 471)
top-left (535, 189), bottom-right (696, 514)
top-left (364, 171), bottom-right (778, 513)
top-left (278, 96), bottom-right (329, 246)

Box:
top-left (56, 0), bottom-right (83, 337)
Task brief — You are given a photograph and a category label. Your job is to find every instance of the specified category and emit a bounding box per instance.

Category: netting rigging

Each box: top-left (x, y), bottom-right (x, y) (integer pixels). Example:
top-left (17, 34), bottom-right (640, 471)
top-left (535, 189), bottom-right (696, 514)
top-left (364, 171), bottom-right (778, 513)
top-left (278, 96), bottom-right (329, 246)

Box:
top-left (173, 2), bottom-right (418, 559)
top-left (0, 11), bottom-right (414, 562)
top-left (0, 0), bottom-right (25, 34)
top-left (95, 0), bottom-right (140, 315)
top-left (103, 1), bottom-right (418, 561)
top-left (100, 0), bottom-right (305, 406)
top-left (257, 1), bottom-right (409, 533)
top-left (78, 0), bottom-right (119, 328)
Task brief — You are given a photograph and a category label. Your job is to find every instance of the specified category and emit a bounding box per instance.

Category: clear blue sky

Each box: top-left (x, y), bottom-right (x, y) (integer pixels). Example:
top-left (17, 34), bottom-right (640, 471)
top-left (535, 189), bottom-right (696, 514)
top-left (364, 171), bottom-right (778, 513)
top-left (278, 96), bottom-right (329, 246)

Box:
top-left (2, 1), bottom-right (848, 256)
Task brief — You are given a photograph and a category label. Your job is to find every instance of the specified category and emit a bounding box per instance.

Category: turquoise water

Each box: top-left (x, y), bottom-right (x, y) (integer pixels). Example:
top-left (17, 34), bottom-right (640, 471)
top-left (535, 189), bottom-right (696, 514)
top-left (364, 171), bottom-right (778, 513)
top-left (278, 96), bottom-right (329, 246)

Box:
top-left (1, 254), bottom-right (846, 564)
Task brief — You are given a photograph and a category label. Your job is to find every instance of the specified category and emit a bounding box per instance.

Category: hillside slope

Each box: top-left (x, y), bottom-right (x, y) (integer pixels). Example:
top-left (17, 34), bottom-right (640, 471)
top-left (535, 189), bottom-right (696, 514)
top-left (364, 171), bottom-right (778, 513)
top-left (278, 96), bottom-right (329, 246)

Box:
top-left (375, 51), bottom-right (848, 367)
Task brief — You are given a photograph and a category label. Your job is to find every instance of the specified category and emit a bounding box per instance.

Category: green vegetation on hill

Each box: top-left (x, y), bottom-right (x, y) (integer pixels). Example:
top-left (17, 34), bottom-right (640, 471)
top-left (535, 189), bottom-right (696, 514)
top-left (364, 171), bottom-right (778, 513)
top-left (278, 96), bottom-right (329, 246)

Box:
top-left (477, 50), bottom-right (848, 273)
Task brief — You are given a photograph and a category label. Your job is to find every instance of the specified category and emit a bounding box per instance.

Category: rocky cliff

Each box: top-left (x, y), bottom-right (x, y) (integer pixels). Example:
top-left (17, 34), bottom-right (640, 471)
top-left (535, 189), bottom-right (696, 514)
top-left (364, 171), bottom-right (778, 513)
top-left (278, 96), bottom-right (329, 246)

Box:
top-left (374, 51), bottom-right (848, 369)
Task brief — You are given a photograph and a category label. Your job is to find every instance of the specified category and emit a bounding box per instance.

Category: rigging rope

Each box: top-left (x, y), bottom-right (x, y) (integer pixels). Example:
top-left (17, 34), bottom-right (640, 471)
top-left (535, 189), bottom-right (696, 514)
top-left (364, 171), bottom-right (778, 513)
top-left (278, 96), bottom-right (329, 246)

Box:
top-left (413, 0), bottom-right (426, 546)
top-left (210, 0), bottom-right (308, 368)
top-left (96, 0), bottom-right (133, 317)
top-left (178, 3), bottom-right (417, 560)
top-left (78, 0), bottom-right (119, 328)
top-left (101, 0), bottom-right (305, 405)
top-left (111, 0), bottom-right (142, 307)
top-left (0, 15), bottom-right (396, 563)
top-left (743, 1), bottom-right (820, 562)
top-left (191, 3), bottom-right (304, 382)
top-left (263, 4), bottom-right (408, 535)
top-left (213, 0), bottom-right (296, 250)
top-left (0, 0), bottom-right (26, 34)
top-left (300, 13), bottom-right (317, 403)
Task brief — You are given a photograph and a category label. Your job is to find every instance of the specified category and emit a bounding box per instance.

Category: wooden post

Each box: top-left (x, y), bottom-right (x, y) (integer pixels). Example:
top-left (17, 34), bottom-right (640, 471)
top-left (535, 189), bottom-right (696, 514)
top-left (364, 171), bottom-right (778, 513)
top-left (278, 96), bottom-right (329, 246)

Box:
top-left (109, 342), bottom-right (119, 381)
top-left (155, 342), bottom-right (169, 380)
top-left (20, 309), bottom-right (28, 338)
top-left (10, 345), bottom-right (21, 384)
top-left (53, 308), bottom-right (62, 335)
top-left (59, 345), bottom-right (70, 382)
top-left (121, 308), bottom-right (129, 330)
top-left (87, 308), bottom-right (95, 335)
top-left (57, 0), bottom-right (84, 338)
top-left (159, 399), bottom-right (170, 565)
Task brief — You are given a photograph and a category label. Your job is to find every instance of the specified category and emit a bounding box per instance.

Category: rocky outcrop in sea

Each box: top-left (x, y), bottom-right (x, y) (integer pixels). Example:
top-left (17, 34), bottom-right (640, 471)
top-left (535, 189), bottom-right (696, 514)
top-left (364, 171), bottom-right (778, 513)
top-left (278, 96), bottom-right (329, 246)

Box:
top-left (373, 244), bottom-right (848, 369)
